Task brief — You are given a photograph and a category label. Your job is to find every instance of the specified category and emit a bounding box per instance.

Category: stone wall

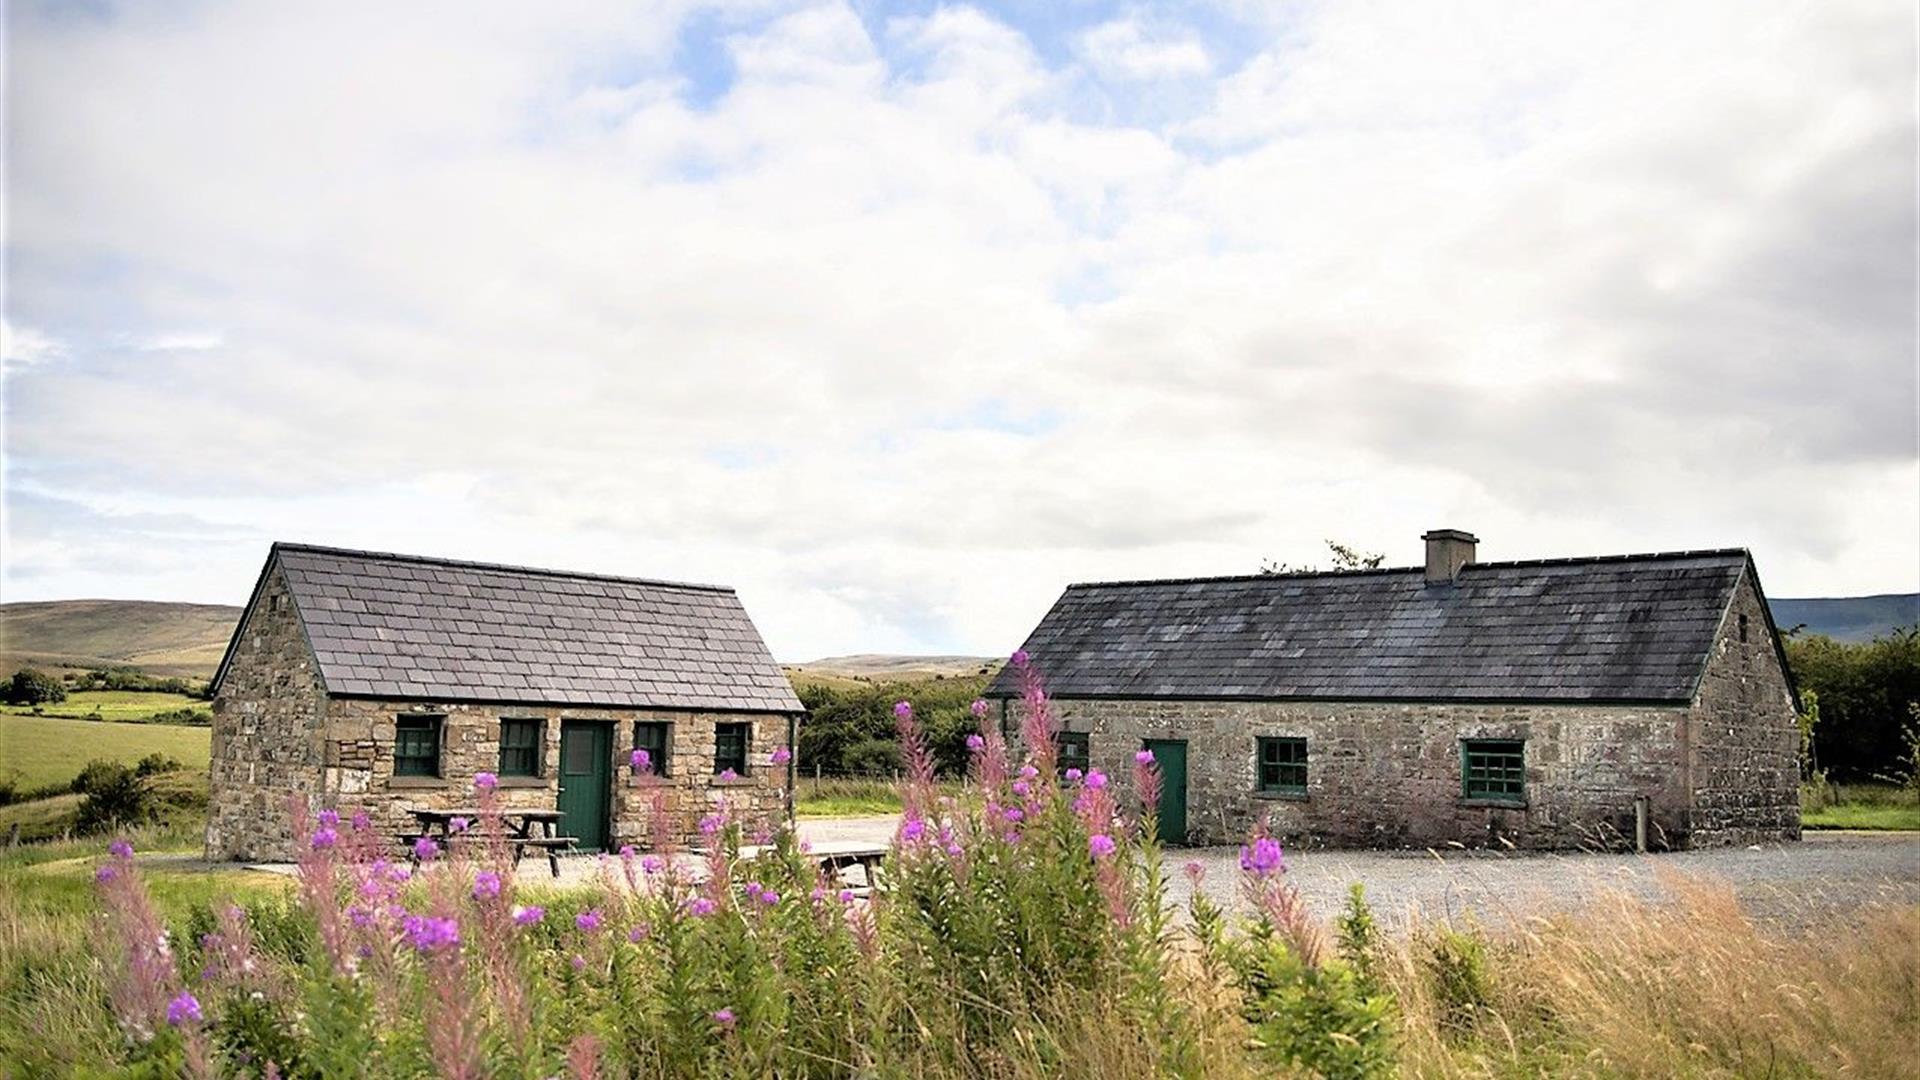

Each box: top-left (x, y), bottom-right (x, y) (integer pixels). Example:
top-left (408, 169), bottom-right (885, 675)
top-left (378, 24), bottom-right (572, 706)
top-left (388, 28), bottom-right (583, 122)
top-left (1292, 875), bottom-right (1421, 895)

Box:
top-left (1685, 570), bottom-right (1801, 845)
top-left (207, 563), bottom-right (328, 860)
top-left (1036, 696), bottom-right (1694, 849)
top-left (319, 699), bottom-right (791, 854)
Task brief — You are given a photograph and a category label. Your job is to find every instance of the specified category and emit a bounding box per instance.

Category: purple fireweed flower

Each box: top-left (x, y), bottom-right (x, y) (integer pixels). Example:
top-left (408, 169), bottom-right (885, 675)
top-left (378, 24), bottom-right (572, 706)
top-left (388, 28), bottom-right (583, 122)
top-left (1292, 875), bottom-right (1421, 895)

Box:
top-left (630, 748), bottom-right (651, 771)
top-left (1184, 860), bottom-right (1206, 884)
top-left (1064, 768), bottom-right (1083, 782)
top-left (472, 871), bottom-right (503, 901)
top-left (717, 768), bottom-right (740, 781)
top-left (837, 889), bottom-right (855, 904)
top-left (966, 734), bottom-right (986, 753)
top-left (351, 810), bottom-right (372, 831)
top-left (641, 854), bottom-right (664, 874)
top-left (1004, 830), bottom-right (1021, 844)
top-left (1239, 837), bottom-right (1286, 877)
top-left (688, 897), bottom-right (717, 917)
top-left (449, 816), bottom-right (470, 833)
top-left (387, 861), bottom-right (413, 882)
top-left (512, 905), bottom-right (545, 927)
top-left (474, 771), bottom-right (498, 791)
top-left (713, 1008), bottom-right (736, 1027)
top-left (347, 905), bottom-right (375, 929)
top-left (770, 746), bottom-right (792, 765)
top-left (166, 990), bottom-right (202, 1027)
top-left (629, 925), bottom-right (649, 942)
top-left (95, 863), bottom-right (117, 884)
top-left (310, 827), bottom-right (339, 850)
top-left (1011, 649), bottom-right (1030, 667)
top-left (1002, 807), bottom-right (1025, 823)
top-left (1134, 749), bottom-right (1155, 765)
top-left (576, 910), bottom-right (603, 933)
top-left (571, 953), bottom-right (587, 972)
top-left (900, 818), bottom-right (926, 842)
top-left (698, 813), bottom-right (724, 836)
top-left (108, 838), bottom-right (134, 859)
top-left (1085, 770), bottom-right (1109, 790)
top-left (1089, 834), bottom-right (1117, 859)
top-left (619, 845), bottom-right (636, 859)
top-left (1019, 764), bottom-right (1039, 780)
top-left (414, 836), bottom-right (441, 862)
top-left (893, 700), bottom-right (913, 719)
top-left (1011, 780), bottom-right (1031, 798)
top-left (970, 698), bottom-right (990, 718)
top-left (403, 915), bottom-right (460, 952)
top-left (759, 889), bottom-right (779, 905)
top-left (318, 809), bottom-right (340, 828)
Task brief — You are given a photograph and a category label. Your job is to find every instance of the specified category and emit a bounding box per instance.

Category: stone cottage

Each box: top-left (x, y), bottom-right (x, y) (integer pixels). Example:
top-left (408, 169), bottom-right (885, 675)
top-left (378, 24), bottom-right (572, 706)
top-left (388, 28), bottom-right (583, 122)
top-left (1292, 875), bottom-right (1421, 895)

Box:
top-left (985, 530), bottom-right (1800, 850)
top-left (206, 543), bottom-right (802, 861)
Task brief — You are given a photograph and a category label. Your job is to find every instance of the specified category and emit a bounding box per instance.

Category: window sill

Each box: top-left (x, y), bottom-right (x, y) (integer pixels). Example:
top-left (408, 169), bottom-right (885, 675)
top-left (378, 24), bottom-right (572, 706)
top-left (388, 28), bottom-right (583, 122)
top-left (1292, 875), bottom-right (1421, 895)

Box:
top-left (1459, 798), bottom-right (1528, 810)
top-left (1253, 790), bottom-right (1308, 802)
top-left (710, 776), bottom-right (758, 788)
top-left (495, 776), bottom-right (550, 789)
top-left (388, 776), bottom-right (449, 789)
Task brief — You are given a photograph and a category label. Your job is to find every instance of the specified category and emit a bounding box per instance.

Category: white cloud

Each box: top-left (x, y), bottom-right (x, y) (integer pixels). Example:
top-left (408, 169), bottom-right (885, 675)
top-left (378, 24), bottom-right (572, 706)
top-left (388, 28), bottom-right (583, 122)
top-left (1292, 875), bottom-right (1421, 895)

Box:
top-left (1077, 16), bottom-right (1211, 81)
top-left (1, 321), bottom-right (64, 372)
top-left (1, 0), bottom-right (1913, 660)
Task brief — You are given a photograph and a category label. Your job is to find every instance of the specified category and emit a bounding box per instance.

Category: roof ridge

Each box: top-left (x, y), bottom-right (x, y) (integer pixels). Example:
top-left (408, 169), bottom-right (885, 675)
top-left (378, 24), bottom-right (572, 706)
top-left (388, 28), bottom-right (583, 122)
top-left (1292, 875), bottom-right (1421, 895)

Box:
top-left (1065, 548), bottom-right (1751, 590)
top-left (271, 542), bottom-right (735, 594)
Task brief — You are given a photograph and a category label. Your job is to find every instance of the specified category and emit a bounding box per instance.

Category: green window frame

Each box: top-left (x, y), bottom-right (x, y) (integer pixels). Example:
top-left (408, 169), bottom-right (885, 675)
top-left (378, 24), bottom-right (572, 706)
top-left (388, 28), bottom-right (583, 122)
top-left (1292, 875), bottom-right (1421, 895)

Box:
top-left (498, 718), bottom-right (544, 778)
top-left (1257, 736), bottom-right (1308, 795)
top-left (713, 722), bottom-right (750, 776)
top-left (394, 714), bottom-right (443, 777)
top-left (1054, 731), bottom-right (1091, 777)
top-left (1462, 739), bottom-right (1526, 803)
top-left (633, 721), bottom-right (671, 777)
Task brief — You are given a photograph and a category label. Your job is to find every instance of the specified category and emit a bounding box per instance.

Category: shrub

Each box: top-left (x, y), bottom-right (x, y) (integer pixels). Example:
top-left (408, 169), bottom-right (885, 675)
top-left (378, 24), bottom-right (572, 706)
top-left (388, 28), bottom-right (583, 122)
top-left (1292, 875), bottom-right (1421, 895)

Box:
top-left (4, 669), bottom-right (66, 706)
top-left (1418, 926), bottom-right (1494, 1037)
top-left (135, 753), bottom-right (182, 778)
top-left (72, 760), bottom-right (150, 834)
top-left (840, 736), bottom-right (900, 775)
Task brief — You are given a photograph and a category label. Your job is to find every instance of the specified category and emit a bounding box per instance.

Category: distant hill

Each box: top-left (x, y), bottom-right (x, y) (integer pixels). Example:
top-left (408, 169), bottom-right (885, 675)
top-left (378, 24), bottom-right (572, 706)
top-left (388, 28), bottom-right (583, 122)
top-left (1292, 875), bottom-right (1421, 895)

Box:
top-left (1769, 594), bottom-right (1919, 643)
top-left (0, 600), bottom-right (242, 680)
top-left (785, 654), bottom-right (1002, 682)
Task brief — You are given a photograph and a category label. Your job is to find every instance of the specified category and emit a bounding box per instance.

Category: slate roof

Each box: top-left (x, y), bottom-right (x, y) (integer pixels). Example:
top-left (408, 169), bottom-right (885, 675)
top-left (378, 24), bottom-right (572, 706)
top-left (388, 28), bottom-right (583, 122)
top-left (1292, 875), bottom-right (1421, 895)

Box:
top-left (214, 544), bottom-right (802, 713)
top-left (985, 550), bottom-right (1760, 704)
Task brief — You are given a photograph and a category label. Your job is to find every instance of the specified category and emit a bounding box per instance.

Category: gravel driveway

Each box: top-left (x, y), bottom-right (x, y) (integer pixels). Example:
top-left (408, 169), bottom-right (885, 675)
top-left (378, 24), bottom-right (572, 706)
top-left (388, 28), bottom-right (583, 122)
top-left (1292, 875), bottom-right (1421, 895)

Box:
top-left (794, 816), bottom-right (1920, 929)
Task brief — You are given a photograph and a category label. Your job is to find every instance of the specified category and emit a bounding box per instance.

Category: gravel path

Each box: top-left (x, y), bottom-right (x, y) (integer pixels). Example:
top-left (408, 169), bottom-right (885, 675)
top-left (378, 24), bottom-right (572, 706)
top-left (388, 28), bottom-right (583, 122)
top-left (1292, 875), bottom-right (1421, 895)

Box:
top-left (793, 817), bottom-right (1920, 930)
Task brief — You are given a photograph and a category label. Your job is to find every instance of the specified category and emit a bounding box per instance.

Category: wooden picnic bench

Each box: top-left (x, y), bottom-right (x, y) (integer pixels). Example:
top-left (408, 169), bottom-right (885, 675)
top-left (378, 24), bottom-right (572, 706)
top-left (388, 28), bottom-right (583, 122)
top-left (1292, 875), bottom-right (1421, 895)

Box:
top-left (404, 807), bottom-right (577, 878)
top-left (739, 840), bottom-right (888, 895)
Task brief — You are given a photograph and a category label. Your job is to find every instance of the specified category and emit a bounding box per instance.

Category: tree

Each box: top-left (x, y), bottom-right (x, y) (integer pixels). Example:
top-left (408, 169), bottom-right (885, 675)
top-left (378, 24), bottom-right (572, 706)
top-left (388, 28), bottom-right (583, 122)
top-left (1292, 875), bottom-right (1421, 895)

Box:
top-left (5, 668), bottom-right (67, 705)
top-left (1783, 628), bottom-right (1920, 781)
top-left (1262, 540), bottom-right (1388, 575)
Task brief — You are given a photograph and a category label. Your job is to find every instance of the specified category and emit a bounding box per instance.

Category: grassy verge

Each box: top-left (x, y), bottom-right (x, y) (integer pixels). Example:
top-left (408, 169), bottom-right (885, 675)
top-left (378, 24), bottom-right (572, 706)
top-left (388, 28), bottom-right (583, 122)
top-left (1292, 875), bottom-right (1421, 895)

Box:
top-left (0, 689), bottom-right (208, 724)
top-left (0, 712), bottom-right (211, 790)
top-left (796, 776), bottom-right (904, 817)
top-left (1802, 780), bottom-right (1920, 830)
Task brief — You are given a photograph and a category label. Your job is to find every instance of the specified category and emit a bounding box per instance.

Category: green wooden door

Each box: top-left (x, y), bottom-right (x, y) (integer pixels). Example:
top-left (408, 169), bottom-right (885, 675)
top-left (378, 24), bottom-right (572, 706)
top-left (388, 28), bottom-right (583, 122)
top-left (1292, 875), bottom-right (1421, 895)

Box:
top-left (1144, 738), bottom-right (1188, 846)
top-left (558, 721), bottom-right (612, 852)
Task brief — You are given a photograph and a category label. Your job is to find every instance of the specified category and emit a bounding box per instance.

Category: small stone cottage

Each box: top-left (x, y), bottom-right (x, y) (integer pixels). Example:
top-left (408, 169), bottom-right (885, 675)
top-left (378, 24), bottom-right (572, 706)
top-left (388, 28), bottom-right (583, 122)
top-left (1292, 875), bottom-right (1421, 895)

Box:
top-left (986, 530), bottom-right (1800, 851)
top-left (206, 543), bottom-right (802, 861)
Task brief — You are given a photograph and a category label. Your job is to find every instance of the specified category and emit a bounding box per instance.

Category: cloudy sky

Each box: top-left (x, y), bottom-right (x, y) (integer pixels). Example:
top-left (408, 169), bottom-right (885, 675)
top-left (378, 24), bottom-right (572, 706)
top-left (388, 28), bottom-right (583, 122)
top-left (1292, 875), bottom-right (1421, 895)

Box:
top-left (3, 0), bottom-right (1915, 660)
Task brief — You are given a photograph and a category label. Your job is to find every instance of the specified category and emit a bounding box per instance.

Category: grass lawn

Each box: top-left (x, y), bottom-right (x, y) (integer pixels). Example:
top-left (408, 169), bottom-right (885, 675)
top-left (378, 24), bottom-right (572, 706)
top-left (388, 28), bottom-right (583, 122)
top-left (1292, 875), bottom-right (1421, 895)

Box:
top-left (0, 713), bottom-right (211, 790)
top-left (1802, 781), bottom-right (1920, 831)
top-left (0, 689), bottom-right (208, 724)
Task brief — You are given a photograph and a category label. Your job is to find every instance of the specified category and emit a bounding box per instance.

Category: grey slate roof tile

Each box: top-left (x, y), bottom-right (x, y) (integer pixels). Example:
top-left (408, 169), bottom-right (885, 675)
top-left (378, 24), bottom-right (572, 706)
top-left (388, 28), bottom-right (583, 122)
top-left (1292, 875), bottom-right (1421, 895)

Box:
top-left (986, 551), bottom-right (1751, 704)
top-left (232, 543), bottom-right (800, 713)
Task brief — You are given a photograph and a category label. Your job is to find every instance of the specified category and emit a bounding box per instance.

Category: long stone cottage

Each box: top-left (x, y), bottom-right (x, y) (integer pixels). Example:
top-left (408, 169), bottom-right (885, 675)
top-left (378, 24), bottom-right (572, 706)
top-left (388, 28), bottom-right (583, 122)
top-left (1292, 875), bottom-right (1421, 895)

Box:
top-left (206, 543), bottom-right (802, 862)
top-left (986, 530), bottom-right (1800, 850)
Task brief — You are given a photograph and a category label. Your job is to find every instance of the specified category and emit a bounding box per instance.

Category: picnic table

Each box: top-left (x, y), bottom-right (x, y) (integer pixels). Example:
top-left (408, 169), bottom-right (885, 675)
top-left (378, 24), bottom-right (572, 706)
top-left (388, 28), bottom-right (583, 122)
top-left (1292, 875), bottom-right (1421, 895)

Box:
top-left (740, 839), bottom-right (888, 895)
top-left (404, 807), bottom-right (575, 878)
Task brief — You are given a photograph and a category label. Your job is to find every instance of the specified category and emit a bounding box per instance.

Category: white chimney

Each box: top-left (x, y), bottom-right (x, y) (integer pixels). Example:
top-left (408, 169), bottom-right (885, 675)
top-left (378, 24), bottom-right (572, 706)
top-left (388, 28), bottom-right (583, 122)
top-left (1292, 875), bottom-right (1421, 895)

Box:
top-left (1423, 529), bottom-right (1478, 585)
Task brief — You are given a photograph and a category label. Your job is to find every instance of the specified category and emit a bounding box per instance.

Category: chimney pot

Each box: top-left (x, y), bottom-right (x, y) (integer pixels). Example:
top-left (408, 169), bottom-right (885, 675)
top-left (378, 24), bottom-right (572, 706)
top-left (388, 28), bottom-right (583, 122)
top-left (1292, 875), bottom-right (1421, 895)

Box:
top-left (1423, 528), bottom-right (1478, 585)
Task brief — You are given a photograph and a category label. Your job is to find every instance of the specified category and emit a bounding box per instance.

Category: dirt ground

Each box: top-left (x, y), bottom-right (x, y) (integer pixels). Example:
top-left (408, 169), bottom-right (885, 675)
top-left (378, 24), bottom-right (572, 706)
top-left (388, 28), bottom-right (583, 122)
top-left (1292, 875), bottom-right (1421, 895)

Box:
top-left (794, 816), bottom-right (1920, 929)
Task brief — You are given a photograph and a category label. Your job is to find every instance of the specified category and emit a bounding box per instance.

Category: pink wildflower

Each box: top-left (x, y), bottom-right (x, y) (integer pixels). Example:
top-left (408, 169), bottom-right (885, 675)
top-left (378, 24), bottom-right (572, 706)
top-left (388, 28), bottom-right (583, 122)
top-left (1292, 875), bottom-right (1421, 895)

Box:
top-left (770, 746), bottom-right (792, 765)
top-left (351, 811), bottom-right (371, 831)
top-left (837, 889), bottom-right (855, 903)
top-left (759, 889), bottom-right (779, 905)
top-left (1011, 649), bottom-right (1030, 667)
top-left (699, 813), bottom-right (724, 836)
top-left (1019, 764), bottom-right (1038, 780)
top-left (1134, 749), bottom-right (1154, 765)
top-left (970, 698), bottom-right (990, 718)
top-left (966, 734), bottom-right (986, 753)
top-left (641, 854), bottom-right (664, 874)
top-left (1184, 860), bottom-right (1206, 884)
top-left (165, 990), bottom-right (202, 1027)
top-left (1085, 770), bottom-right (1109, 790)
top-left (472, 871), bottom-right (502, 901)
top-left (1239, 836), bottom-right (1285, 877)
top-left (576, 910), bottom-right (603, 933)
top-left (717, 768), bottom-right (740, 781)
top-left (414, 836), bottom-right (441, 862)
top-left (713, 1008), bottom-right (736, 1027)
top-left (318, 809), bottom-right (340, 828)
top-left (900, 818), bottom-right (926, 843)
top-left (1064, 768), bottom-right (1083, 782)
top-left (688, 897), bottom-right (717, 917)
top-left (1012, 780), bottom-right (1031, 797)
top-left (1089, 834), bottom-right (1117, 858)
top-left (108, 838), bottom-right (134, 858)
top-left (449, 817), bottom-right (470, 833)
top-left (512, 905), bottom-right (545, 927)
top-left (628, 925), bottom-right (648, 942)
top-left (474, 772), bottom-right (498, 791)
top-left (893, 700), bottom-right (913, 719)
top-left (95, 863), bottom-right (118, 883)
top-left (310, 827), bottom-right (338, 850)
top-left (1002, 807), bottom-right (1024, 823)
top-left (630, 748), bottom-right (651, 771)
top-left (403, 915), bottom-right (460, 952)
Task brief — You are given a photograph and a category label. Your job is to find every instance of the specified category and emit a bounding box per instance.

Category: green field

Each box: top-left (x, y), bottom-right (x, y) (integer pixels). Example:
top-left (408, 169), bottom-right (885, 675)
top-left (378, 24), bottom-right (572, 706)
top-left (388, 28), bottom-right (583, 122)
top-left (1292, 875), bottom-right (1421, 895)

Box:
top-left (0, 714), bottom-right (211, 791)
top-left (0, 689), bottom-right (208, 725)
top-left (1802, 781), bottom-right (1920, 831)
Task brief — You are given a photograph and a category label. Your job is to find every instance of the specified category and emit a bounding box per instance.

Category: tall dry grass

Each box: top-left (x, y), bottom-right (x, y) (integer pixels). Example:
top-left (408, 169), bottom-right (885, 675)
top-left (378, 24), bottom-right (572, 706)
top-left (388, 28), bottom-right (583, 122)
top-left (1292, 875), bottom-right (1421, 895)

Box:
top-left (1384, 873), bottom-right (1920, 1078)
